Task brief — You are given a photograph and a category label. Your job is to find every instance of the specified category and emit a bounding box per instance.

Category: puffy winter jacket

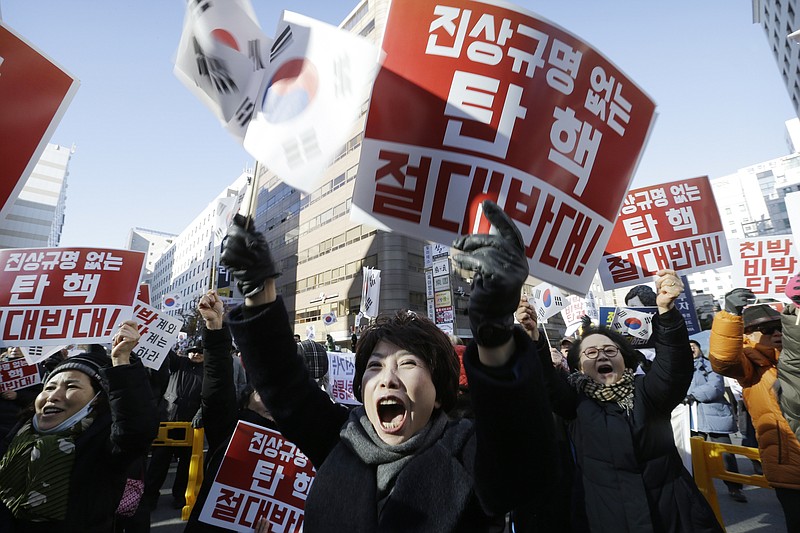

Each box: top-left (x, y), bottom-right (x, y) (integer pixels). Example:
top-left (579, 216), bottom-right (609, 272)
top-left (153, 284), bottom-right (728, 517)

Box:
top-left (708, 310), bottom-right (800, 490)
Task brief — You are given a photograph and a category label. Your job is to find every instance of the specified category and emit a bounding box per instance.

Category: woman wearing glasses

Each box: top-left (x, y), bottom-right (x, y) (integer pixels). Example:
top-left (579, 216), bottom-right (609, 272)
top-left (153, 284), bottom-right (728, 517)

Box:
top-left (525, 269), bottom-right (722, 532)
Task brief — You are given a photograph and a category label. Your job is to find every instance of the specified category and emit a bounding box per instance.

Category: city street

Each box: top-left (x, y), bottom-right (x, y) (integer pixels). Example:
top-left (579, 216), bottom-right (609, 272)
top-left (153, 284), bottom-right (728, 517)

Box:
top-left (149, 455), bottom-right (787, 532)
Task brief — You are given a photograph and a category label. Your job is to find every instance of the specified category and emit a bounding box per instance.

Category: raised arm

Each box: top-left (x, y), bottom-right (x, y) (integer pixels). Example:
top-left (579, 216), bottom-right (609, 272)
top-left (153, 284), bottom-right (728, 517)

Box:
top-left (220, 215), bottom-right (348, 467)
top-left (197, 289), bottom-right (239, 453)
top-left (640, 270), bottom-right (694, 413)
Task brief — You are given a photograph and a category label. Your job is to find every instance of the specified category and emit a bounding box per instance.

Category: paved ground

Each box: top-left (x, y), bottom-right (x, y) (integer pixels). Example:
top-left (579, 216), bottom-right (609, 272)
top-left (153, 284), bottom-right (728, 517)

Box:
top-left (148, 448), bottom-right (787, 532)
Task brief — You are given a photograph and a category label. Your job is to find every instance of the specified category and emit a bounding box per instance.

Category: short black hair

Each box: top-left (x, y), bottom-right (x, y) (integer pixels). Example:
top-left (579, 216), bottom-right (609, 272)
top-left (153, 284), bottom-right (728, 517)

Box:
top-left (624, 285), bottom-right (657, 306)
top-left (353, 311), bottom-right (460, 412)
top-left (566, 325), bottom-right (640, 372)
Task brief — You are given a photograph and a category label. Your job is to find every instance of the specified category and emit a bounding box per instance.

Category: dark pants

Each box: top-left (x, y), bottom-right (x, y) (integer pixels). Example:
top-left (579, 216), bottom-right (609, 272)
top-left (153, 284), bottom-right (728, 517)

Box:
top-left (775, 487), bottom-right (800, 532)
top-left (692, 431), bottom-right (742, 491)
top-left (144, 445), bottom-right (192, 509)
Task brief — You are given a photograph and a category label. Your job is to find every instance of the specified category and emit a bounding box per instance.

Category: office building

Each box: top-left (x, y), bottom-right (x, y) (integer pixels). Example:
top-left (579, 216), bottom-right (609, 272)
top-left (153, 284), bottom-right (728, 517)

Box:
top-left (755, 0), bottom-right (800, 117)
top-left (0, 143), bottom-right (72, 249)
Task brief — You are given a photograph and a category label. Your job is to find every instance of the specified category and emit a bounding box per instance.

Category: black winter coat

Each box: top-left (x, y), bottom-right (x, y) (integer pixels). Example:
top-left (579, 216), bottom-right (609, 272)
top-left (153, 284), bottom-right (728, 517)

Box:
top-left (161, 351), bottom-right (203, 422)
top-left (0, 360), bottom-right (159, 532)
top-left (184, 325), bottom-right (278, 532)
top-left (227, 297), bottom-right (558, 532)
top-left (545, 308), bottom-right (721, 533)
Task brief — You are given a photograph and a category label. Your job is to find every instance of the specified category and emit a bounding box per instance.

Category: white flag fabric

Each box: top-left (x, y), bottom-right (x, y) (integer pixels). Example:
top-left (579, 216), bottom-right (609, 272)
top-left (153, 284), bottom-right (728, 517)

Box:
top-left (243, 11), bottom-right (381, 193)
top-left (174, 0), bottom-right (271, 141)
top-left (162, 294), bottom-right (182, 311)
top-left (531, 282), bottom-right (566, 323)
top-left (175, 3), bottom-right (381, 193)
top-left (360, 267), bottom-right (381, 318)
top-left (611, 307), bottom-right (653, 341)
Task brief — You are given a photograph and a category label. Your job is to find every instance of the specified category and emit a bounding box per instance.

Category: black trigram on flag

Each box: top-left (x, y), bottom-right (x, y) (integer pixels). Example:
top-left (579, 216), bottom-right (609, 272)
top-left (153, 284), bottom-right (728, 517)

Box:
top-left (193, 38), bottom-right (238, 94)
top-left (248, 39), bottom-right (264, 71)
top-left (282, 129), bottom-right (321, 168)
top-left (552, 296), bottom-right (563, 307)
top-left (190, 0), bottom-right (212, 16)
top-left (234, 98), bottom-right (255, 128)
top-left (270, 25), bottom-right (293, 62)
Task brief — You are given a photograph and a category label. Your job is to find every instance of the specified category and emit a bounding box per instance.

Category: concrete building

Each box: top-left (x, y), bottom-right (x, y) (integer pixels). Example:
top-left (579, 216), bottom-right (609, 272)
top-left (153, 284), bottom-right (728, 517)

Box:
top-left (0, 143), bottom-right (72, 248)
top-left (755, 0), bottom-right (800, 116)
top-left (150, 173), bottom-right (249, 320)
top-left (127, 227), bottom-right (177, 280)
top-left (682, 149), bottom-right (800, 303)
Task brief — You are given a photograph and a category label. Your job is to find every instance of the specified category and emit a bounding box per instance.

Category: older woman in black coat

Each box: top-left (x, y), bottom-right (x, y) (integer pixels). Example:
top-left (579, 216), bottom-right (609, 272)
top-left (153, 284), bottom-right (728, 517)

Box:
top-left (518, 270), bottom-right (722, 533)
top-left (0, 322), bottom-right (159, 533)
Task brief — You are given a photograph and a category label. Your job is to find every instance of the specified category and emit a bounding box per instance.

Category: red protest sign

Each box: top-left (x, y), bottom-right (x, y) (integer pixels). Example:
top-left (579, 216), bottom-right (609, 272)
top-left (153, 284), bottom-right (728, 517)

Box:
top-left (0, 248), bottom-right (145, 346)
top-left (599, 176), bottom-right (731, 289)
top-left (730, 236), bottom-right (799, 299)
top-left (199, 421), bottom-right (315, 532)
top-left (0, 23), bottom-right (79, 221)
top-left (352, 0), bottom-right (656, 294)
top-left (0, 358), bottom-right (41, 392)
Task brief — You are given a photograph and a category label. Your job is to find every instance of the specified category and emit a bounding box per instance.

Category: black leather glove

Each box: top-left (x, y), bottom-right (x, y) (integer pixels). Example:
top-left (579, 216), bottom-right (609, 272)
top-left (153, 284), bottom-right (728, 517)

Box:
top-left (724, 288), bottom-right (755, 316)
top-left (452, 200), bottom-right (528, 347)
top-left (219, 214), bottom-right (280, 297)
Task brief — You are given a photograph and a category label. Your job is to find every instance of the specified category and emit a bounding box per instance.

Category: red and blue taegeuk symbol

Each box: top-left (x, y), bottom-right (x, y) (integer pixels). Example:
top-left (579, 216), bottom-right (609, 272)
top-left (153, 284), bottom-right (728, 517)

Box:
top-left (164, 297), bottom-right (178, 308)
top-left (262, 58), bottom-right (319, 123)
top-left (624, 317), bottom-right (642, 330)
top-left (542, 289), bottom-right (551, 307)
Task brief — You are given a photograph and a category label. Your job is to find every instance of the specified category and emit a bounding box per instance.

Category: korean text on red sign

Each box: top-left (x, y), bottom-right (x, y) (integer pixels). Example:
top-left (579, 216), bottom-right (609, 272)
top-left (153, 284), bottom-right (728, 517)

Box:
top-left (199, 421), bottom-right (315, 532)
top-left (351, 0), bottom-right (656, 294)
top-left (599, 176), bottom-right (731, 290)
top-left (0, 358), bottom-right (41, 392)
top-left (0, 248), bottom-right (145, 346)
top-left (730, 237), bottom-right (799, 299)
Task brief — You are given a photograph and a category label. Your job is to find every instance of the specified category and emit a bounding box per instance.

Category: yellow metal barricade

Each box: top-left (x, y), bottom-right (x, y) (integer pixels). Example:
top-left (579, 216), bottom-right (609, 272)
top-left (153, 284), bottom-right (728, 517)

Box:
top-left (151, 421), bottom-right (205, 520)
top-left (690, 436), bottom-right (771, 531)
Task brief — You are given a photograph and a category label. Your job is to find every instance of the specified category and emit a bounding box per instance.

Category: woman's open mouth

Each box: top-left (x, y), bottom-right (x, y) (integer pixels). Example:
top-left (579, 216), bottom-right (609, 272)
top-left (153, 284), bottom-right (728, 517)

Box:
top-left (377, 397), bottom-right (407, 432)
top-left (597, 363), bottom-right (614, 375)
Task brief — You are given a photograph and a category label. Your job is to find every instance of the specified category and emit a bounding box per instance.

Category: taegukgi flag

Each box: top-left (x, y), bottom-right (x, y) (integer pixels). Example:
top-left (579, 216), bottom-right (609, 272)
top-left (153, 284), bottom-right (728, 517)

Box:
top-left (351, 0), bottom-right (657, 295)
top-left (531, 282), bottom-right (565, 323)
top-left (360, 267), bottom-right (381, 318)
top-left (174, 1), bottom-right (381, 193)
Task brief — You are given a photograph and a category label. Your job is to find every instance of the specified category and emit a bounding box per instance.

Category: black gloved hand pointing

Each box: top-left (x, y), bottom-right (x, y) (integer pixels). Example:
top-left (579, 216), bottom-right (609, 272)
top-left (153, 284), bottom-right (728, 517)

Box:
top-left (452, 200), bottom-right (529, 347)
top-left (220, 214), bottom-right (280, 298)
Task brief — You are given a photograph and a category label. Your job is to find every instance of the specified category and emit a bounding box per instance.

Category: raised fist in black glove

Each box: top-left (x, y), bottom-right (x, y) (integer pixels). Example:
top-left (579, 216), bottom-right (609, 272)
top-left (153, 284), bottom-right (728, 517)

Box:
top-left (220, 214), bottom-right (280, 298)
top-left (724, 288), bottom-right (755, 316)
top-left (452, 200), bottom-right (529, 347)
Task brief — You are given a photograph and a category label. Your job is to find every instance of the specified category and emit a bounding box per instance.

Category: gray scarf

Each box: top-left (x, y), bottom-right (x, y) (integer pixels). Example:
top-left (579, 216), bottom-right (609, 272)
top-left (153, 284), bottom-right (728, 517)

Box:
top-left (340, 407), bottom-right (448, 503)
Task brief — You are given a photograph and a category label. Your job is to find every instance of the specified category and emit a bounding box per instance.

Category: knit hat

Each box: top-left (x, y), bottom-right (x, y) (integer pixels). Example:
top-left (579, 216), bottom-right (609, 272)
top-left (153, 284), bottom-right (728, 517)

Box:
top-left (46, 348), bottom-right (111, 394)
top-left (743, 304), bottom-right (781, 333)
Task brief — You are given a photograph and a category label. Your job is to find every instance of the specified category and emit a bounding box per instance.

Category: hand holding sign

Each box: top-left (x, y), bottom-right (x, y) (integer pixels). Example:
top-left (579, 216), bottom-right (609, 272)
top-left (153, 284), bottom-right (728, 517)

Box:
top-left (654, 269), bottom-right (682, 314)
top-left (111, 320), bottom-right (140, 366)
top-left (515, 295), bottom-right (539, 342)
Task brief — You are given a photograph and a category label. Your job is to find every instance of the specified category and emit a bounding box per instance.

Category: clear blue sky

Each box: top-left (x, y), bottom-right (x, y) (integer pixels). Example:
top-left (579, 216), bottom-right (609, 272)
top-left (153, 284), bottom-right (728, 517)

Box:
top-left (2, 1), bottom-right (795, 248)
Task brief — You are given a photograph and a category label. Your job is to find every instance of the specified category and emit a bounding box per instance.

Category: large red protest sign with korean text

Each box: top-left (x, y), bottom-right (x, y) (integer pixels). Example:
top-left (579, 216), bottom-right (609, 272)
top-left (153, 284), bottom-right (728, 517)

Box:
top-left (598, 176), bottom-right (730, 290)
top-left (351, 0), bottom-right (656, 294)
top-left (0, 22), bottom-right (79, 221)
top-left (0, 248), bottom-right (145, 346)
top-left (730, 236), bottom-right (799, 299)
top-left (199, 421), bottom-right (315, 532)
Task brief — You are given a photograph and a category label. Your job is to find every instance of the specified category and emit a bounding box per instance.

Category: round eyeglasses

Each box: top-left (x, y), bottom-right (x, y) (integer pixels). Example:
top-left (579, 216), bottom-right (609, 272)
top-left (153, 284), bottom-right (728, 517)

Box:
top-left (581, 345), bottom-right (620, 359)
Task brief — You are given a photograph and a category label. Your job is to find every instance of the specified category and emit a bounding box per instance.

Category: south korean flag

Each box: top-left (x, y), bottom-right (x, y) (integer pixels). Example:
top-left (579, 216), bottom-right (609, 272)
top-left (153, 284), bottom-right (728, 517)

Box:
top-left (532, 282), bottom-right (566, 323)
top-left (611, 307), bottom-right (654, 342)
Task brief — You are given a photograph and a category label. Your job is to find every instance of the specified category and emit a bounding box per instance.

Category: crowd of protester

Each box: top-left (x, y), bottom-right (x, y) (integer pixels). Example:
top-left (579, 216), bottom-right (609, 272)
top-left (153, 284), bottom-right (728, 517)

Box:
top-left (0, 202), bottom-right (797, 531)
